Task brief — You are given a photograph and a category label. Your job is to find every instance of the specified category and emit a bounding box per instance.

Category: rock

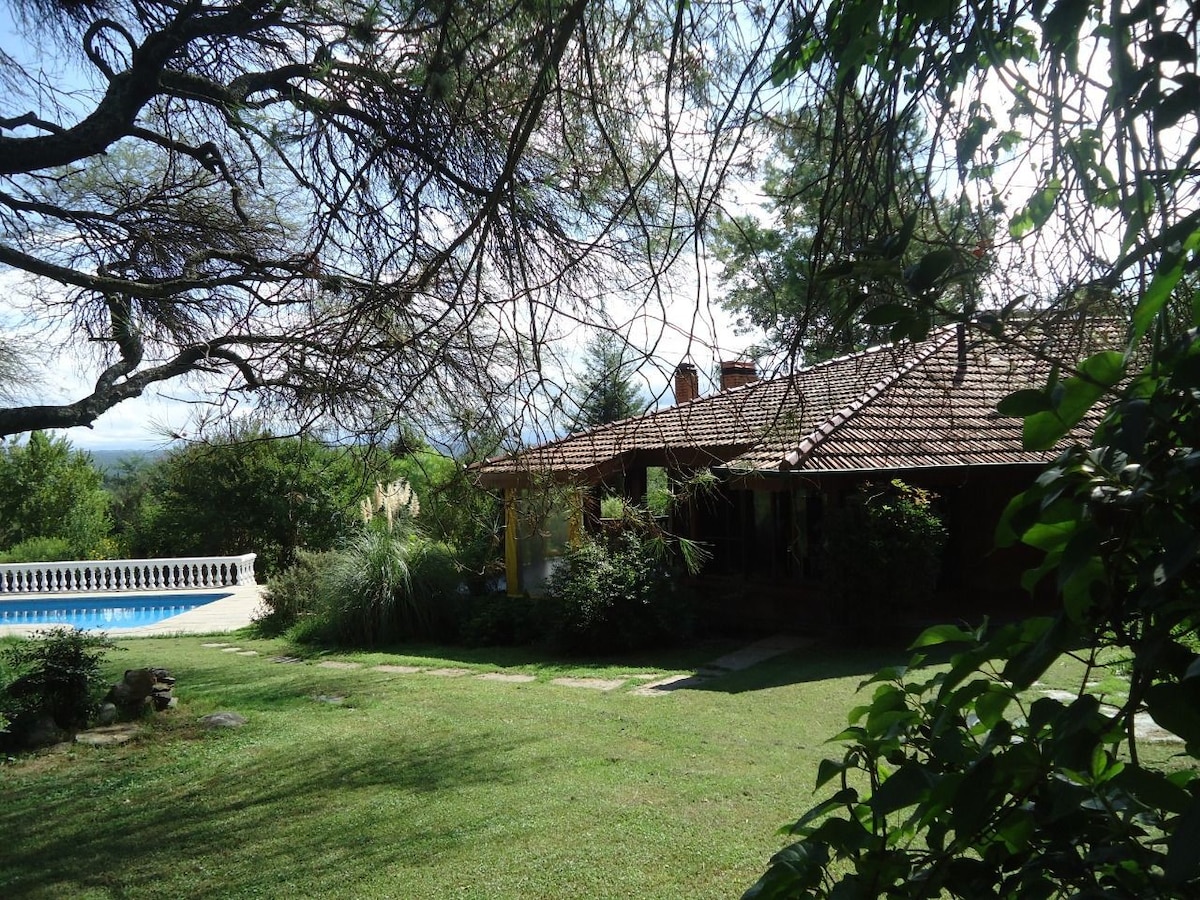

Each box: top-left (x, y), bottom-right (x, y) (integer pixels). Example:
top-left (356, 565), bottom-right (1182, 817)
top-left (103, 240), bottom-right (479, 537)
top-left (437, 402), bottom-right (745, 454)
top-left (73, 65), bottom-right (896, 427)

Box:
top-left (95, 702), bottom-right (118, 726)
top-left (201, 711), bottom-right (247, 729)
top-left (107, 668), bottom-right (157, 711)
top-left (23, 714), bottom-right (68, 749)
top-left (105, 667), bottom-right (177, 718)
top-left (75, 723), bottom-right (140, 746)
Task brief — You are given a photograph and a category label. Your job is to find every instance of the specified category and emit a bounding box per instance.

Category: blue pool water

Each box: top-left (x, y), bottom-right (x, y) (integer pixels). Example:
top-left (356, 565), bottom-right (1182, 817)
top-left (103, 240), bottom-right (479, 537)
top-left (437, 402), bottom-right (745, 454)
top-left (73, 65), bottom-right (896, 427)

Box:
top-left (0, 592), bottom-right (232, 630)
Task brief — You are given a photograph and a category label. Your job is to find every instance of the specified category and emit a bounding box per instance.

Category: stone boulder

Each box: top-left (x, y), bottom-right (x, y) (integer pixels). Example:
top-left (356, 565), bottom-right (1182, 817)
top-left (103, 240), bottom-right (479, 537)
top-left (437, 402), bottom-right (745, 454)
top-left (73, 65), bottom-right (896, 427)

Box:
top-left (200, 711), bottom-right (247, 729)
top-left (105, 667), bottom-right (176, 717)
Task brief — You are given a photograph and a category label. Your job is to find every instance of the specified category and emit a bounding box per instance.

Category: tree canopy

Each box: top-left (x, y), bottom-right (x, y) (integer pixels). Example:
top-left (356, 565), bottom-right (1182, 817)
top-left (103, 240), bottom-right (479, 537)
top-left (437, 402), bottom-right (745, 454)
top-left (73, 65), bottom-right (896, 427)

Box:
top-left (129, 428), bottom-right (383, 574)
top-left (569, 333), bottom-right (646, 431)
top-left (0, 431), bottom-right (111, 560)
top-left (711, 91), bottom-right (979, 362)
top-left (0, 0), bottom-right (742, 444)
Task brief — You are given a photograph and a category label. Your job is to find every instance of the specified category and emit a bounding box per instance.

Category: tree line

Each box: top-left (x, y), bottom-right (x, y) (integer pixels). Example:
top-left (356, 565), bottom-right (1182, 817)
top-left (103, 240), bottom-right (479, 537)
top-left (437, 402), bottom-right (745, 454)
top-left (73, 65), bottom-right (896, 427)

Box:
top-left (0, 429), bottom-right (498, 581)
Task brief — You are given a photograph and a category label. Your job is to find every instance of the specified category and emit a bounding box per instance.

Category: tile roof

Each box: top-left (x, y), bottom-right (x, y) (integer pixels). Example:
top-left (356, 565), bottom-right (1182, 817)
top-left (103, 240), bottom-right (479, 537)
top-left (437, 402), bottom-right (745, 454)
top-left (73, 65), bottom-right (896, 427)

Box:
top-left (472, 322), bottom-right (1114, 486)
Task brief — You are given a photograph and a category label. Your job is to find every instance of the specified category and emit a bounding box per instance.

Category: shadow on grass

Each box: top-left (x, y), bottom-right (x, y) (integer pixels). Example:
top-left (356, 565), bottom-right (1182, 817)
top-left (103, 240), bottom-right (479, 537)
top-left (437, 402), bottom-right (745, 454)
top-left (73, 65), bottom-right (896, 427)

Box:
top-left (690, 645), bottom-right (905, 694)
top-left (277, 636), bottom-right (741, 676)
top-left (0, 726), bottom-right (529, 898)
top-left (689, 638), bottom-right (960, 695)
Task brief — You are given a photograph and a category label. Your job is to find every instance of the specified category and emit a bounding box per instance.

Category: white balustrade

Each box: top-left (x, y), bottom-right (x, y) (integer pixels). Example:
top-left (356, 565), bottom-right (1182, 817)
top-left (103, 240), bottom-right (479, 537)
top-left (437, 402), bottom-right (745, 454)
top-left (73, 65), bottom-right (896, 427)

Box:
top-left (0, 553), bottom-right (257, 594)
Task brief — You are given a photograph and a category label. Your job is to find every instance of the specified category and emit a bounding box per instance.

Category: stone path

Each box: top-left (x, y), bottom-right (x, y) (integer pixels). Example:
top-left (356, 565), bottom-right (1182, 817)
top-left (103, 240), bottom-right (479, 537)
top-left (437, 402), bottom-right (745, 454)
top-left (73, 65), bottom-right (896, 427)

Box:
top-left (195, 635), bottom-right (812, 696)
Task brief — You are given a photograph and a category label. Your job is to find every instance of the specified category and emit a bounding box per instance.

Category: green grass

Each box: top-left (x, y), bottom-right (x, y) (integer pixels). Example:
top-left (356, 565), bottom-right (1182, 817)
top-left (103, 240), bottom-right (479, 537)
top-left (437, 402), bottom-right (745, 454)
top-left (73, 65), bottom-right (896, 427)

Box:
top-left (2, 632), bottom-right (1184, 899)
top-left (0, 633), bottom-right (903, 900)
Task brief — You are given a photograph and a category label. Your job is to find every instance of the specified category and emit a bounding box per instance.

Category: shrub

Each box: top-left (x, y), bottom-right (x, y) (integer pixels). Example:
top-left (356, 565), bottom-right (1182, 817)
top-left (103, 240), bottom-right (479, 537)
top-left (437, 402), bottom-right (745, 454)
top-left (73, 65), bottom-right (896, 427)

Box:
top-left (545, 529), bottom-right (692, 655)
top-left (0, 536), bottom-right (75, 563)
top-left (823, 479), bottom-right (947, 637)
top-left (255, 549), bottom-right (337, 636)
top-left (460, 593), bottom-right (546, 647)
top-left (298, 525), bottom-right (462, 648)
top-left (1, 628), bottom-right (117, 748)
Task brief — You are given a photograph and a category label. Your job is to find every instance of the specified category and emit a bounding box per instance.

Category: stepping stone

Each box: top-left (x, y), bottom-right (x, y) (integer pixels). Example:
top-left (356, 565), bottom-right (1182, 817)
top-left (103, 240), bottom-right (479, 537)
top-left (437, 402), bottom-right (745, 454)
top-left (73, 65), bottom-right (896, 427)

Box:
top-left (477, 672), bottom-right (536, 683)
top-left (315, 694), bottom-right (347, 705)
top-left (631, 674), bottom-right (708, 696)
top-left (201, 642), bottom-right (231, 648)
top-left (201, 711), bottom-right (247, 729)
top-left (374, 665), bottom-right (424, 674)
top-left (317, 661), bottom-right (362, 670)
top-left (704, 635), bottom-right (812, 672)
top-left (427, 668), bottom-right (470, 677)
top-left (270, 656), bottom-right (303, 664)
top-left (236, 650), bottom-right (258, 656)
top-left (75, 723), bottom-right (141, 746)
top-left (220, 647), bottom-right (242, 653)
top-left (1135, 711), bottom-right (1182, 743)
top-left (551, 677), bottom-right (626, 691)
top-left (621, 673), bottom-right (662, 680)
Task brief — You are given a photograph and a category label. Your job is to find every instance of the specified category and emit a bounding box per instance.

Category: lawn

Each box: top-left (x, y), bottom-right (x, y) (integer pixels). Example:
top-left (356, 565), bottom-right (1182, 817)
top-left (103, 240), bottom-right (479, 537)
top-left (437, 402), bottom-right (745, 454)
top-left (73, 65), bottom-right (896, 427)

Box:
top-left (1, 632), bottom-right (1177, 899)
top-left (0, 634), bottom-right (904, 900)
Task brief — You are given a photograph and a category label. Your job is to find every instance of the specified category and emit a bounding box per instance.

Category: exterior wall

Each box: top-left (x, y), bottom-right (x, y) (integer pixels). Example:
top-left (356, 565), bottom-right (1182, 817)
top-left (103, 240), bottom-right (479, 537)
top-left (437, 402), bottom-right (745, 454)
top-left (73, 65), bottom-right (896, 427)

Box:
top-left (685, 466), bottom-right (1050, 633)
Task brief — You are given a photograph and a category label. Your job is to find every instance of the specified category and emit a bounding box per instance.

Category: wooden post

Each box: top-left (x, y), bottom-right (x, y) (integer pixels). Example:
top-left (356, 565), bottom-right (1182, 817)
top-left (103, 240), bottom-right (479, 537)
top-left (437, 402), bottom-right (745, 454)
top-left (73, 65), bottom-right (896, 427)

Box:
top-left (567, 487), bottom-right (586, 545)
top-left (504, 487), bottom-right (520, 596)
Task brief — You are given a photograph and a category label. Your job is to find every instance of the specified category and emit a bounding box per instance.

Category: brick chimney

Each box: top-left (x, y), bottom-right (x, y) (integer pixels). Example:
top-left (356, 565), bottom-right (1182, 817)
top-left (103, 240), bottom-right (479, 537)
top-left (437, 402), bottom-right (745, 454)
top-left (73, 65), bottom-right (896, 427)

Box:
top-left (720, 360), bottom-right (757, 391)
top-left (674, 362), bottom-right (699, 405)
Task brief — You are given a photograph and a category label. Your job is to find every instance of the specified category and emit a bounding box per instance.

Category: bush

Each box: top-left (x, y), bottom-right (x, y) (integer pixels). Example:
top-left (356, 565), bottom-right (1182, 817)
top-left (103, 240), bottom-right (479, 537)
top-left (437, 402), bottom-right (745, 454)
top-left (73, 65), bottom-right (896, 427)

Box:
top-left (255, 549), bottom-right (337, 636)
top-left (0, 536), bottom-right (75, 563)
top-left (1, 628), bottom-right (117, 748)
top-left (293, 526), bottom-right (463, 648)
top-left (823, 479), bottom-right (947, 637)
top-left (545, 529), bottom-right (692, 655)
top-left (460, 593), bottom-right (546, 647)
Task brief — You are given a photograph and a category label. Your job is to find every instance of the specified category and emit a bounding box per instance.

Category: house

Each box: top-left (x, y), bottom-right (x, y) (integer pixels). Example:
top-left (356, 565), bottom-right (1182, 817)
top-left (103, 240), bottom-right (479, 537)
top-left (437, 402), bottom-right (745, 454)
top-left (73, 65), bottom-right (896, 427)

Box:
top-left (472, 319), bottom-right (1112, 631)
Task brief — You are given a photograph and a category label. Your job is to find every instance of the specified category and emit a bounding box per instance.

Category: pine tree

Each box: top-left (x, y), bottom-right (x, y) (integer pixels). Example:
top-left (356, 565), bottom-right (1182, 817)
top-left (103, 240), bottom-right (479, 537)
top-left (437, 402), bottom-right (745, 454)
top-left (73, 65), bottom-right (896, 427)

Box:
top-left (570, 334), bottom-right (645, 431)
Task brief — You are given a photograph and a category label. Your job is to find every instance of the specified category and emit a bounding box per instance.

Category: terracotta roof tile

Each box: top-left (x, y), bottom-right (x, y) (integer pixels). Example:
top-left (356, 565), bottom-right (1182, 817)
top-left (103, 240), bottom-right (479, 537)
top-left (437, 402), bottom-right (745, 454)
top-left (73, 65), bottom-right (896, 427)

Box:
top-left (472, 323), bottom-right (1116, 486)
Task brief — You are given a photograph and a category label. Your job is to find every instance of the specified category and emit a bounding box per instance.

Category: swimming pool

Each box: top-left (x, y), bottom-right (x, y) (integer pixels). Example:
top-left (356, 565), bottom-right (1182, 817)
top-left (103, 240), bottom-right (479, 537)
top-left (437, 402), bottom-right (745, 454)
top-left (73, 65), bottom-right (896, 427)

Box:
top-left (0, 592), bottom-right (232, 630)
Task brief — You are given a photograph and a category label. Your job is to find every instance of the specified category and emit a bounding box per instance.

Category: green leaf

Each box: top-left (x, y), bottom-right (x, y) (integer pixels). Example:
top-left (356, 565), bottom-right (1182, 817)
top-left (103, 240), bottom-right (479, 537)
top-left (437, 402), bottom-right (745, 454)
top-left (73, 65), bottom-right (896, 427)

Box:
top-left (1078, 349), bottom-right (1125, 385)
top-left (1021, 517), bottom-right (1077, 552)
top-left (816, 757), bottom-right (849, 790)
top-left (1131, 226), bottom-right (1200, 345)
top-left (1145, 681), bottom-right (1200, 747)
top-left (1009, 179), bottom-right (1062, 238)
top-left (869, 763), bottom-right (935, 815)
top-left (1165, 796), bottom-right (1200, 885)
top-left (787, 788), bottom-right (859, 834)
top-left (910, 624), bottom-right (977, 649)
top-left (975, 683), bottom-right (1014, 729)
top-left (1113, 765), bottom-right (1193, 815)
top-left (997, 389), bottom-right (1052, 417)
top-left (995, 490), bottom-right (1037, 548)
top-left (1002, 616), bottom-right (1068, 690)
top-left (1022, 354), bottom-right (1122, 451)
top-left (1060, 554), bottom-right (1105, 621)
top-left (956, 115), bottom-right (994, 174)
top-left (861, 303), bottom-right (912, 327)
top-left (904, 248), bottom-right (957, 295)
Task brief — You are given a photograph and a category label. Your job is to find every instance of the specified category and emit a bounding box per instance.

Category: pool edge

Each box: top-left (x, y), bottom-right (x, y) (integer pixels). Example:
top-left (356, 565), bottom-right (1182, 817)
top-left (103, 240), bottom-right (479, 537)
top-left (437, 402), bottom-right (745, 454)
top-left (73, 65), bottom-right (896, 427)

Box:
top-left (0, 585), bottom-right (264, 638)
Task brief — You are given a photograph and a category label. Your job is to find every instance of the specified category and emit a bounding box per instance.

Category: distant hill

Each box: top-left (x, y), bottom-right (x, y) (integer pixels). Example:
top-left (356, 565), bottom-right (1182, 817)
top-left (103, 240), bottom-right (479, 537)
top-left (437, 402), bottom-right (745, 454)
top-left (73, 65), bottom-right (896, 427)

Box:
top-left (82, 447), bottom-right (165, 474)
